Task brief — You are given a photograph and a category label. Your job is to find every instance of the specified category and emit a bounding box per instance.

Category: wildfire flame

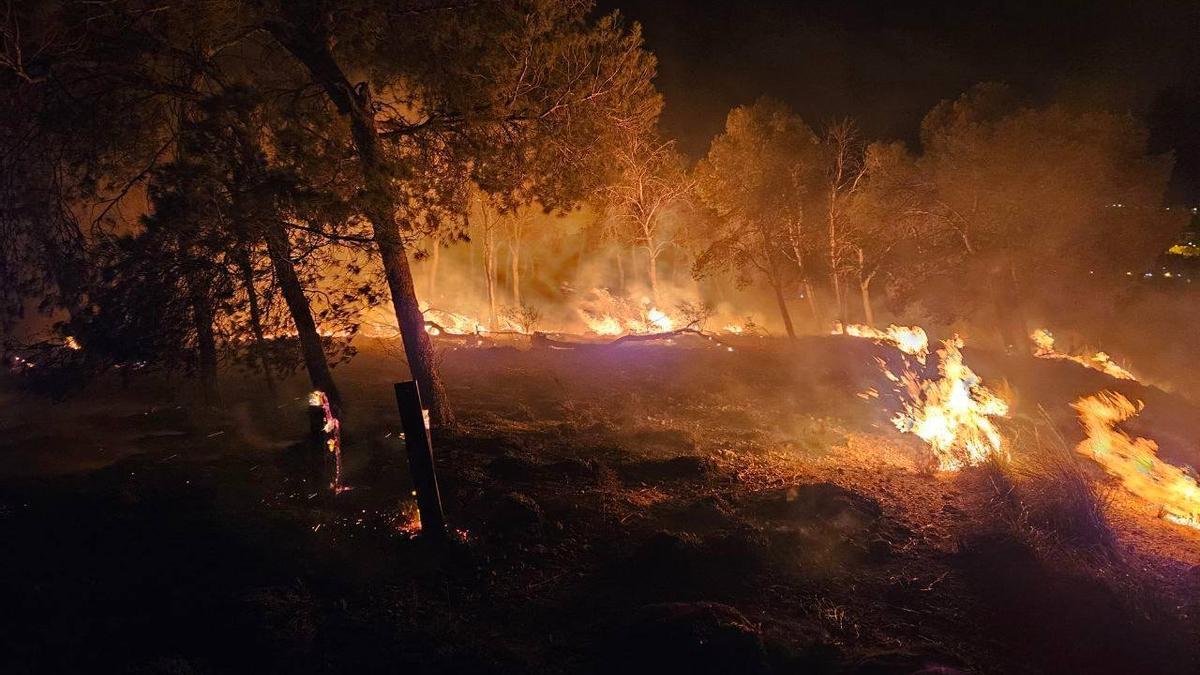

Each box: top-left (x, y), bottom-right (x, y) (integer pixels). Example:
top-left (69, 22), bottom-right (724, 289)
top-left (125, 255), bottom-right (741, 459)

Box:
top-left (847, 325), bottom-right (1009, 471)
top-left (1072, 391), bottom-right (1200, 529)
top-left (843, 323), bottom-right (930, 361)
top-left (1031, 329), bottom-right (1136, 381)
top-left (889, 336), bottom-right (1010, 470)
top-left (646, 307), bottom-right (674, 333)
top-left (578, 289), bottom-right (675, 336)
top-left (310, 390), bottom-right (350, 494)
top-left (424, 308), bottom-right (489, 336)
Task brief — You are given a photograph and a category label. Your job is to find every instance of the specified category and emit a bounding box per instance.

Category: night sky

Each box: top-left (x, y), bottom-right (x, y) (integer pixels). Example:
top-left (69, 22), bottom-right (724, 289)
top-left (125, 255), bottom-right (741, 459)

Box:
top-left (599, 0), bottom-right (1200, 203)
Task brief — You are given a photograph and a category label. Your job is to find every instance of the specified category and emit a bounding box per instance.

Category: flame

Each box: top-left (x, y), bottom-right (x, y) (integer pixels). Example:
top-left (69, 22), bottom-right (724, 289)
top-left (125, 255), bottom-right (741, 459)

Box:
top-left (722, 324), bottom-right (743, 335)
top-left (310, 390), bottom-right (350, 494)
top-left (890, 337), bottom-right (1009, 470)
top-left (1031, 329), bottom-right (1136, 381)
top-left (584, 314), bottom-right (624, 336)
top-left (843, 323), bottom-right (930, 360)
top-left (647, 307), bottom-right (673, 333)
top-left (848, 326), bottom-right (1008, 471)
top-left (64, 336), bottom-right (82, 351)
top-left (577, 289), bottom-right (677, 336)
top-left (425, 308), bottom-right (488, 335)
top-left (1073, 391), bottom-right (1200, 529)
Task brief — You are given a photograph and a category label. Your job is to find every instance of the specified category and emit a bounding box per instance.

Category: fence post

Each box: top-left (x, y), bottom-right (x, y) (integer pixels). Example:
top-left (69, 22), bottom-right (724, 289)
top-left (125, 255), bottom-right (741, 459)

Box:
top-left (393, 380), bottom-right (447, 539)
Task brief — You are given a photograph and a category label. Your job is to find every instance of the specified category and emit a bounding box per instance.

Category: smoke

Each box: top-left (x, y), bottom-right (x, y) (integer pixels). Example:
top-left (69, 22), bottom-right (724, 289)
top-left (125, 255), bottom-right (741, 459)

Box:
top-left (351, 204), bottom-right (792, 337)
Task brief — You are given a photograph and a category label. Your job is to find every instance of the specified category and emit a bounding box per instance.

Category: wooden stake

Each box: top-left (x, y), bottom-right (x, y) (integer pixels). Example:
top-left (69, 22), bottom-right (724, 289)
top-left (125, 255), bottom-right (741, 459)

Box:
top-left (394, 380), bottom-right (447, 539)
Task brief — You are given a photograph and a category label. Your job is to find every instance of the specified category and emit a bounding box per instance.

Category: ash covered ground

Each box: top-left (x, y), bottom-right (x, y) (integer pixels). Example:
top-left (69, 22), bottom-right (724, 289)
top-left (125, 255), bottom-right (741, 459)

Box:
top-left (3, 336), bottom-right (1200, 674)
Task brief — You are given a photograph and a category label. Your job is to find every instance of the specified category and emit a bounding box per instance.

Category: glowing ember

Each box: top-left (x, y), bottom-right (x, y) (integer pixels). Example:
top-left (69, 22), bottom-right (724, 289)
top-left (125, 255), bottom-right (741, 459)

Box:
top-left (310, 390), bottom-right (350, 494)
top-left (394, 498), bottom-right (422, 536)
top-left (1031, 328), bottom-right (1136, 381)
top-left (1072, 391), bottom-right (1200, 529)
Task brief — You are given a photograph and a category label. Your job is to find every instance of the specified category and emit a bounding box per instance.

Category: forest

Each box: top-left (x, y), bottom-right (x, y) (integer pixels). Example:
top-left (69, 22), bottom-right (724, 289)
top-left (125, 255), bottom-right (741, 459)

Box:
top-left (2, 1), bottom-right (1199, 674)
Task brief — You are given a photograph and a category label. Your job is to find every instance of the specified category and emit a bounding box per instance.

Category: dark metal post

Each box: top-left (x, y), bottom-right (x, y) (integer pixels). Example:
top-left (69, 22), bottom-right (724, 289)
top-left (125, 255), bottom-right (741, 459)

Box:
top-left (394, 380), bottom-right (447, 539)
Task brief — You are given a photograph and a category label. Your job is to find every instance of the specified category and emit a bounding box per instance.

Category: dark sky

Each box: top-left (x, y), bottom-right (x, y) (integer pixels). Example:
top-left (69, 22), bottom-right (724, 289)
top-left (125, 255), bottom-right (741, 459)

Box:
top-left (598, 0), bottom-right (1200, 203)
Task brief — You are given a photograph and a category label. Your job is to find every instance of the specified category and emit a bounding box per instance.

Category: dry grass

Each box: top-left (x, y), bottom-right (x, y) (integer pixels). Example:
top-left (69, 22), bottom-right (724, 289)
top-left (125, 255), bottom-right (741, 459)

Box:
top-left (967, 419), bottom-right (1117, 559)
top-left (1010, 425), bottom-right (1117, 556)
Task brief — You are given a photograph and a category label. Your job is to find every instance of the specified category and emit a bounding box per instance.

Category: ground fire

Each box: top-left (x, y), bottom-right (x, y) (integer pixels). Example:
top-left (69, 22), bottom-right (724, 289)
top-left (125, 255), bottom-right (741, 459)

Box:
top-left (844, 324), bottom-right (1010, 470)
top-left (3, 1), bottom-right (1199, 673)
top-left (1032, 328), bottom-right (1137, 381)
top-left (1073, 391), bottom-right (1200, 530)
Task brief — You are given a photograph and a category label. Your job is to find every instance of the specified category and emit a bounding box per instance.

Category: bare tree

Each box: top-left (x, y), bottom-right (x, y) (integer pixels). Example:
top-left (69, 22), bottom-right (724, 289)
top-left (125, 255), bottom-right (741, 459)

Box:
top-left (823, 120), bottom-right (869, 329)
top-left (501, 207), bottom-right (533, 306)
top-left (598, 133), bottom-right (695, 301)
top-left (838, 142), bottom-right (924, 326)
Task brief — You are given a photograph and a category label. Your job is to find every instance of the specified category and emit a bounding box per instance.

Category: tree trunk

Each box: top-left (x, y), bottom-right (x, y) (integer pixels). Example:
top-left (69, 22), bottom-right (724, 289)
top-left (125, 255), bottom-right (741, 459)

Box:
top-left (263, 221), bottom-right (344, 409)
top-left (236, 251), bottom-right (276, 396)
top-left (191, 291), bottom-right (220, 406)
top-left (377, 232), bottom-right (452, 424)
top-left (803, 278), bottom-right (824, 330)
top-left (995, 258), bottom-right (1030, 355)
top-left (647, 248), bottom-right (660, 302)
top-left (772, 281), bottom-right (797, 339)
top-left (267, 18), bottom-right (452, 424)
top-left (830, 272), bottom-right (847, 327)
top-left (509, 241), bottom-right (521, 306)
top-left (616, 246), bottom-right (626, 292)
top-left (859, 276), bottom-right (875, 327)
top-left (482, 211), bottom-right (498, 329)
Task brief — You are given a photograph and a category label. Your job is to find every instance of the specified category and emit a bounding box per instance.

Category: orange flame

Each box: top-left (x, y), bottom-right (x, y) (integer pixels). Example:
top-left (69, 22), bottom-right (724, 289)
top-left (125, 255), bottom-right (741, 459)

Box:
top-left (309, 390), bottom-right (350, 494)
top-left (1073, 391), bottom-right (1200, 529)
top-left (843, 323), bottom-right (930, 361)
top-left (578, 289), bottom-right (675, 336)
top-left (890, 336), bottom-right (1009, 470)
top-left (848, 326), bottom-right (1009, 471)
top-left (1031, 329), bottom-right (1136, 381)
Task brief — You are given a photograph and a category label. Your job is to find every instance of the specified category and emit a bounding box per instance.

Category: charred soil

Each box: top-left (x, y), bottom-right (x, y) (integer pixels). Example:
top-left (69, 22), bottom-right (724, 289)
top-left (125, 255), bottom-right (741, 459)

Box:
top-left (2, 337), bottom-right (1199, 674)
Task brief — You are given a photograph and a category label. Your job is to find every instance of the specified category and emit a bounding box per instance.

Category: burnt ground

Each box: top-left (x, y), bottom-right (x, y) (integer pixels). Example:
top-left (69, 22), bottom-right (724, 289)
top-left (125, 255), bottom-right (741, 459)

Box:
top-left (2, 335), bottom-right (1200, 674)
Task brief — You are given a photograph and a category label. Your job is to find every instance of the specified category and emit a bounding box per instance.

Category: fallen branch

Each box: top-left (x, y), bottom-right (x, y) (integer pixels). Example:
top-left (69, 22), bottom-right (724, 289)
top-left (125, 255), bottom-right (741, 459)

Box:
top-left (531, 325), bottom-right (736, 351)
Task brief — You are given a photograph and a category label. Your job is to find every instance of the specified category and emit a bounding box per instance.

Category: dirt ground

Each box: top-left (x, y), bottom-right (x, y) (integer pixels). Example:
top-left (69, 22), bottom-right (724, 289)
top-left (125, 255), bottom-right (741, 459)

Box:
top-left (2, 335), bottom-right (1199, 674)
